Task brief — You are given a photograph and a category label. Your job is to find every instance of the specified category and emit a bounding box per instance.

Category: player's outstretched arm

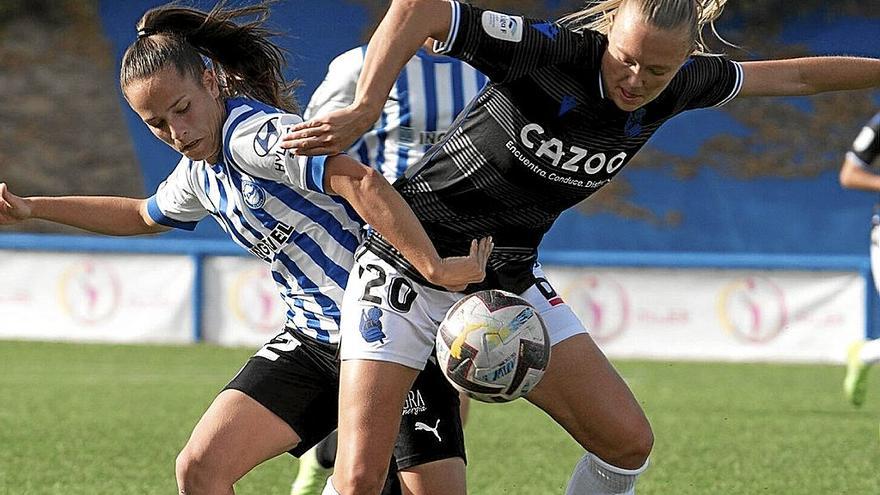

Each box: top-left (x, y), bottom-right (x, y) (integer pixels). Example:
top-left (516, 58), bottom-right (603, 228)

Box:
top-left (282, 0), bottom-right (452, 156)
top-left (0, 182), bottom-right (167, 236)
top-left (322, 155), bottom-right (492, 291)
top-left (0, 182), bottom-right (33, 225)
top-left (739, 57), bottom-right (880, 97)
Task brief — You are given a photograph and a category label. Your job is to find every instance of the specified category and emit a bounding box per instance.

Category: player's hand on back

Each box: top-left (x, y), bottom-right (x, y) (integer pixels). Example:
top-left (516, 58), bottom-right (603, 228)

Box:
top-left (281, 104), bottom-right (376, 156)
top-left (0, 183), bottom-right (32, 224)
top-left (430, 237), bottom-right (494, 292)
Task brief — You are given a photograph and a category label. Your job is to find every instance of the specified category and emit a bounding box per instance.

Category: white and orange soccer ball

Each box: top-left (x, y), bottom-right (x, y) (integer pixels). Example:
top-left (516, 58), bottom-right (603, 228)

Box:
top-left (436, 290), bottom-right (551, 403)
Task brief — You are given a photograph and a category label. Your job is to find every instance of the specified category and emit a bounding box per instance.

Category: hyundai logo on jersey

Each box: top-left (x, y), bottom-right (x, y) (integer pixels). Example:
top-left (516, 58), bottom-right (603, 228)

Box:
top-left (360, 307), bottom-right (386, 343)
top-left (253, 117), bottom-right (280, 157)
top-left (241, 179), bottom-right (267, 209)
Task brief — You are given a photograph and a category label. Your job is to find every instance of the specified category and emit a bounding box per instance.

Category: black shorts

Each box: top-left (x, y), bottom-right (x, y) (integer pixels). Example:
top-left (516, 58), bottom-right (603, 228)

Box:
top-left (225, 331), bottom-right (340, 457)
top-left (224, 331), bottom-right (466, 468)
top-left (396, 355), bottom-right (466, 470)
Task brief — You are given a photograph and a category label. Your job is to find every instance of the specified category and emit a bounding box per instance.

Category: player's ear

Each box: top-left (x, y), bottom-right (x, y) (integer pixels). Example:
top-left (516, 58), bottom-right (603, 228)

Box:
top-left (202, 68), bottom-right (220, 99)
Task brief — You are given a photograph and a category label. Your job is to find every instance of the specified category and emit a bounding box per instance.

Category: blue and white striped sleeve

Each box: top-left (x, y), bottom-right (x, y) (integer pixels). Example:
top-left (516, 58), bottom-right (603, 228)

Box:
top-left (226, 111), bottom-right (330, 194)
top-left (146, 158), bottom-right (207, 231)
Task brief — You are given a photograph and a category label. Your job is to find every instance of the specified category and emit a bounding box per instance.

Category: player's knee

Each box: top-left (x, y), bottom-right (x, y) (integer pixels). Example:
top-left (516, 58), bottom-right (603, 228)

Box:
top-left (335, 463), bottom-right (388, 495)
top-left (175, 447), bottom-right (229, 493)
top-left (607, 417), bottom-right (654, 469)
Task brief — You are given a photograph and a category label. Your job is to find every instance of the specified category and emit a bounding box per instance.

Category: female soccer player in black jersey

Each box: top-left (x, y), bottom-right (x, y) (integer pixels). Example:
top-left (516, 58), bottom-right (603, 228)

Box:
top-left (285, 0), bottom-right (880, 493)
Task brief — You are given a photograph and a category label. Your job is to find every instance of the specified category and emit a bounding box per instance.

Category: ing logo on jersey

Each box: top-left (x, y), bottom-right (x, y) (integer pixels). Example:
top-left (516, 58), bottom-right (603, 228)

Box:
top-left (254, 117), bottom-right (280, 157)
top-left (241, 179), bottom-right (267, 209)
top-left (359, 307), bottom-right (386, 343)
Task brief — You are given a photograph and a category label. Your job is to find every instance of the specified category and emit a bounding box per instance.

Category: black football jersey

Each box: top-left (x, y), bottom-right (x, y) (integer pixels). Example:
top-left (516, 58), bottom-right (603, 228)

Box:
top-left (849, 111), bottom-right (880, 168)
top-left (367, 1), bottom-right (743, 293)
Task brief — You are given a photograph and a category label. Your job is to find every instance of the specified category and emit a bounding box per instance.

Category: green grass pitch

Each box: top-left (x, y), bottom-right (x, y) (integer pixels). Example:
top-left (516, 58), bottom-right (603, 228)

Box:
top-left (1, 340), bottom-right (879, 494)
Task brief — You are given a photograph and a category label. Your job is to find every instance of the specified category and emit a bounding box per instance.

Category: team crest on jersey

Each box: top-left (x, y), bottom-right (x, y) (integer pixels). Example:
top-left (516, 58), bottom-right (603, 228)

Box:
top-left (360, 307), bottom-right (386, 343)
top-left (241, 179), bottom-right (267, 209)
top-left (254, 117), bottom-right (280, 157)
top-left (624, 109), bottom-right (646, 138)
top-left (481, 11), bottom-right (523, 42)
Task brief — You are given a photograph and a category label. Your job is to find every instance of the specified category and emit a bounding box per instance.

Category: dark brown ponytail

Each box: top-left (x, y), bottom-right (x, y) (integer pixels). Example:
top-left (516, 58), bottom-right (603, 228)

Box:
top-left (121, 1), bottom-right (299, 113)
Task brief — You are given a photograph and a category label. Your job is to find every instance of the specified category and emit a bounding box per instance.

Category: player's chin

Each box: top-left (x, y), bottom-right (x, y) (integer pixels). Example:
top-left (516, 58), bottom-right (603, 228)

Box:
top-left (611, 96), bottom-right (645, 113)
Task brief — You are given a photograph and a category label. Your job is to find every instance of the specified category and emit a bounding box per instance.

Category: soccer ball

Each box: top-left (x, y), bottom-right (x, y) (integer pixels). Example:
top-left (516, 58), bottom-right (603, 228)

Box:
top-left (436, 290), bottom-right (551, 403)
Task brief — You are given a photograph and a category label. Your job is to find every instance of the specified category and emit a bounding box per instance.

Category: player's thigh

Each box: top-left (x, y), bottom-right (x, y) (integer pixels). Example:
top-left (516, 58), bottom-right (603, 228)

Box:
top-left (335, 359), bottom-right (420, 488)
top-left (525, 333), bottom-right (652, 466)
top-left (396, 358), bottom-right (467, 495)
top-left (340, 248), bottom-right (459, 369)
top-left (227, 332), bottom-right (341, 456)
top-left (398, 457), bottom-right (467, 495)
top-left (180, 388), bottom-right (299, 483)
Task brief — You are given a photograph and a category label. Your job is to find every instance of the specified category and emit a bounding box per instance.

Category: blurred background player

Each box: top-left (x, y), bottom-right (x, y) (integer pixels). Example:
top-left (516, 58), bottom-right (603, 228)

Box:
top-left (290, 38), bottom-right (486, 495)
top-left (840, 110), bottom-right (880, 406)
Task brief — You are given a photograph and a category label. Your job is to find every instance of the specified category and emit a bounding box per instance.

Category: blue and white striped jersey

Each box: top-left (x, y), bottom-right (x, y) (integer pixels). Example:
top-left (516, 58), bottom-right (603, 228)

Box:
top-left (147, 97), bottom-right (363, 344)
top-left (306, 46), bottom-right (487, 181)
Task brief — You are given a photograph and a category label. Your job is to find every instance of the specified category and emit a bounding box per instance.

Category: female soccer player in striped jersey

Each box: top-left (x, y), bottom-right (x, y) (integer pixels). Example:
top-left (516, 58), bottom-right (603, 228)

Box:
top-left (306, 40), bottom-right (487, 182)
top-left (0, 2), bottom-right (491, 495)
top-left (291, 40), bottom-right (486, 495)
top-left (840, 111), bottom-right (880, 407)
top-left (285, 0), bottom-right (880, 493)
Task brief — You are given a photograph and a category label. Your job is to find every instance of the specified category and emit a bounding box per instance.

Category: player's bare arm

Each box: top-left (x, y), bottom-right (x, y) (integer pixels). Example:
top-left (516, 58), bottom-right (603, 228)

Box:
top-left (0, 182), bottom-right (166, 235)
top-left (739, 57), bottom-right (880, 97)
top-left (322, 154), bottom-right (492, 291)
top-left (0, 182), bottom-right (32, 224)
top-left (840, 156), bottom-right (880, 192)
top-left (282, 0), bottom-right (452, 156)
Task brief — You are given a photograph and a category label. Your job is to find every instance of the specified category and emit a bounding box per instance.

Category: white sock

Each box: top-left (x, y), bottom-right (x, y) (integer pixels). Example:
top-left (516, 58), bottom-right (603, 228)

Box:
top-left (565, 452), bottom-right (649, 495)
top-left (859, 339), bottom-right (880, 365)
top-left (321, 476), bottom-right (340, 495)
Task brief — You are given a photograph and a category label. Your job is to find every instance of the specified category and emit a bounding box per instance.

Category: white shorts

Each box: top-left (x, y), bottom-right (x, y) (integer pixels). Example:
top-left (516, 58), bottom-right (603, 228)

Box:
top-left (339, 249), bottom-right (588, 370)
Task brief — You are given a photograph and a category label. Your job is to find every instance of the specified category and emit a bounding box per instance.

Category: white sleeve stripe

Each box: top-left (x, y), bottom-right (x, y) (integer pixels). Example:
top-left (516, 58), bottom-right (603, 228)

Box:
top-left (222, 103), bottom-right (257, 140)
top-left (713, 61), bottom-right (743, 108)
top-left (434, 1), bottom-right (461, 54)
top-left (846, 151), bottom-right (871, 169)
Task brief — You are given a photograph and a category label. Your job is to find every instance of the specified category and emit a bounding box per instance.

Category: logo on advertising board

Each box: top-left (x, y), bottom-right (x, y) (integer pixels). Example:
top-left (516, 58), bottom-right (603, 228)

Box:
top-left (57, 260), bottom-right (121, 325)
top-left (716, 276), bottom-right (788, 343)
top-left (561, 275), bottom-right (630, 343)
top-left (228, 268), bottom-right (285, 333)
